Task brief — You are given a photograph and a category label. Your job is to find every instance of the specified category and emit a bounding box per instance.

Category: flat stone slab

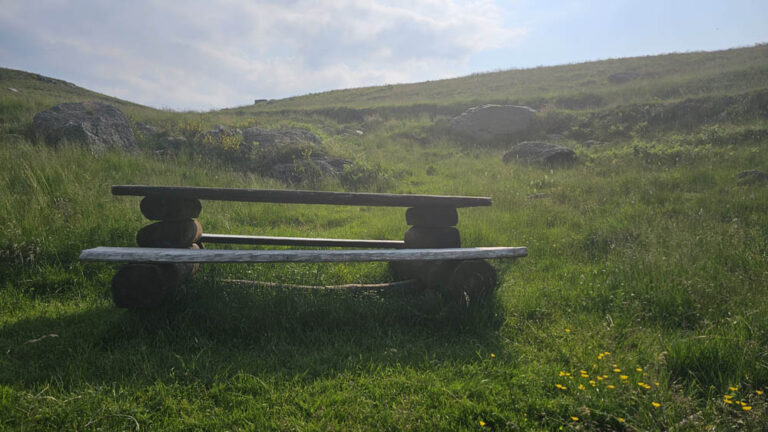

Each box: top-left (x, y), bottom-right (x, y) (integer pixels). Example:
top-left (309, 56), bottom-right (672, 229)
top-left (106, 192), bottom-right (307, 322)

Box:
top-left (79, 246), bottom-right (527, 263)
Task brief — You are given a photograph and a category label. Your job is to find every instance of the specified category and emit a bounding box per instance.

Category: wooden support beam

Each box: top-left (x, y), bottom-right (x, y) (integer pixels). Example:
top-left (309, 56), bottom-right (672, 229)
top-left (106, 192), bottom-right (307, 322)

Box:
top-left (200, 233), bottom-right (405, 249)
top-left (112, 185), bottom-right (492, 208)
top-left (79, 246), bottom-right (527, 263)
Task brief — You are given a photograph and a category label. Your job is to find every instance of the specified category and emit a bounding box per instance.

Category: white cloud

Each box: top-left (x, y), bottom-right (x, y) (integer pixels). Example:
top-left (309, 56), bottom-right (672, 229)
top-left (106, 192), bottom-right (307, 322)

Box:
top-left (0, 0), bottom-right (526, 109)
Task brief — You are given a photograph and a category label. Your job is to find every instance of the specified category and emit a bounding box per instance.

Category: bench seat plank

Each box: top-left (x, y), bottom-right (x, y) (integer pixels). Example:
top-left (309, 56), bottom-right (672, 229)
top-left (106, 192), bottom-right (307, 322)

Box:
top-left (79, 246), bottom-right (527, 263)
top-left (200, 234), bottom-right (405, 249)
top-left (112, 185), bottom-right (492, 208)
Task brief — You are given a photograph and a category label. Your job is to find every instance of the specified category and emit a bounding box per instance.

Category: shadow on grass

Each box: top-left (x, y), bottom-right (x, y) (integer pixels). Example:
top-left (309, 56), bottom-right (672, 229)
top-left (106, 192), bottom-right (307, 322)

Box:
top-left (0, 277), bottom-right (508, 389)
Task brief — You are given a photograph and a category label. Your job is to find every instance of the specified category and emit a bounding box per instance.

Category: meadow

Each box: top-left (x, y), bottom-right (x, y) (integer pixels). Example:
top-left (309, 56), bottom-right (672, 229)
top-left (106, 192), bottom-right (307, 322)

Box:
top-left (1, 46), bottom-right (767, 430)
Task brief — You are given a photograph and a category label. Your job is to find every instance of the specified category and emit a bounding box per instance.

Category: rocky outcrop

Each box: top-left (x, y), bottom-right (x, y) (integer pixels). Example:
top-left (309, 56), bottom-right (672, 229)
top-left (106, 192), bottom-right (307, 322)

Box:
top-left (502, 141), bottom-right (576, 165)
top-left (450, 104), bottom-right (536, 141)
top-left (32, 102), bottom-right (137, 153)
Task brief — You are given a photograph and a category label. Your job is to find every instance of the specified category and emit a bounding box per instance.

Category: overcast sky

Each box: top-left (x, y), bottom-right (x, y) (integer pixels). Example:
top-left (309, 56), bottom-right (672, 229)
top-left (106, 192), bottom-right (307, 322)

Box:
top-left (1, 0), bottom-right (767, 111)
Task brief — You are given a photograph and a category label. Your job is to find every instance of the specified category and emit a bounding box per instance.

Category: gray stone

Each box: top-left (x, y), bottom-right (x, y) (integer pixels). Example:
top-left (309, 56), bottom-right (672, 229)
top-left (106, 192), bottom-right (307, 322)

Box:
top-left (32, 102), bottom-right (137, 153)
top-left (405, 207), bottom-right (458, 227)
top-left (450, 104), bottom-right (536, 141)
top-left (737, 170), bottom-right (768, 186)
top-left (135, 122), bottom-right (162, 137)
top-left (503, 141), bottom-right (576, 165)
top-left (404, 227), bottom-right (461, 249)
top-left (269, 156), bottom-right (352, 184)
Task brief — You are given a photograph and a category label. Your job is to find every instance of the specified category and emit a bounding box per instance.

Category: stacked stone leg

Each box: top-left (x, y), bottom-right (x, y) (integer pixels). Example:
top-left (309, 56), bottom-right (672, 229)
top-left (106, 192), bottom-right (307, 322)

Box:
top-left (391, 206), bottom-right (497, 307)
top-left (111, 195), bottom-right (203, 308)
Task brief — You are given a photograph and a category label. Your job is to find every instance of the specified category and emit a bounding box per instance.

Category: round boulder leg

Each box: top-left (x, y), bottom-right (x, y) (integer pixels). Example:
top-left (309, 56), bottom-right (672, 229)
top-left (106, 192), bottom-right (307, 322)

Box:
top-left (446, 260), bottom-right (498, 307)
top-left (140, 195), bottom-right (202, 221)
top-left (404, 226), bottom-right (461, 249)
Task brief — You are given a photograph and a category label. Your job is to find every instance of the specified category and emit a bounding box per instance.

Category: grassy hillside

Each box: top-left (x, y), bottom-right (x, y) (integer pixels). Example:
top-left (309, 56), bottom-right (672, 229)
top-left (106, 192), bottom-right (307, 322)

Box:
top-left (1, 45), bottom-right (768, 430)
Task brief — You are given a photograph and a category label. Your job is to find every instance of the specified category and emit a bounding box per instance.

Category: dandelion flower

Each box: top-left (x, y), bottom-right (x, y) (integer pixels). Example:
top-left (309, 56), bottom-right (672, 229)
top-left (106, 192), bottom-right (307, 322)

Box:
top-left (490, 353), bottom-right (495, 358)
top-left (724, 399), bottom-right (733, 405)
top-left (607, 385), bottom-right (616, 389)
top-left (613, 368), bottom-right (622, 373)
top-left (578, 384), bottom-right (585, 390)
top-left (742, 406), bottom-right (752, 411)
top-left (597, 376), bottom-right (603, 381)
top-left (571, 416), bottom-right (579, 421)
top-left (757, 390), bottom-right (764, 395)
top-left (617, 417), bottom-right (625, 423)
top-left (565, 328), bottom-right (571, 333)
top-left (620, 375), bottom-right (629, 380)
top-left (729, 386), bottom-right (738, 392)
top-left (589, 380), bottom-right (596, 386)
top-left (479, 420), bottom-right (486, 427)
top-left (636, 367), bottom-right (643, 372)
top-left (723, 395), bottom-right (733, 399)
top-left (651, 402), bottom-right (661, 409)
top-left (555, 384), bottom-right (568, 390)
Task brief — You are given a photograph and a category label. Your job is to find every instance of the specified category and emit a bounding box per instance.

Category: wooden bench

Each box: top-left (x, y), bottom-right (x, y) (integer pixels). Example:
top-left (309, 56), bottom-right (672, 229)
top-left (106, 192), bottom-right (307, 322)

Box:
top-left (80, 185), bottom-right (527, 308)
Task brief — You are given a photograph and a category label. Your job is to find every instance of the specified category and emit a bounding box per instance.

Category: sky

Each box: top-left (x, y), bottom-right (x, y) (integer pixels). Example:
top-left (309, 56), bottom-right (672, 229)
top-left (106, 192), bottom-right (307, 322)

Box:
top-left (1, 0), bottom-right (767, 111)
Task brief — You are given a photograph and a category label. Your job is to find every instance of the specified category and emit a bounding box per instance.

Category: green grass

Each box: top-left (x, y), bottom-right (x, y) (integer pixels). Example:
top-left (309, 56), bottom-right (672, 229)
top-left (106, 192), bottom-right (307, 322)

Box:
top-left (2, 46), bottom-right (768, 430)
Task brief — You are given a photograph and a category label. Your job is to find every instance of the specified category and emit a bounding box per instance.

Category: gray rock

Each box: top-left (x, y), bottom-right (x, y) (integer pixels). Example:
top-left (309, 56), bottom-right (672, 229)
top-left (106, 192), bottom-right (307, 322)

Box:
top-left (737, 170), bottom-right (768, 186)
top-left (502, 141), bottom-right (576, 165)
top-left (269, 156), bottom-right (351, 184)
top-left (32, 102), bottom-right (137, 153)
top-left (135, 122), bottom-right (162, 137)
top-left (450, 105), bottom-right (536, 141)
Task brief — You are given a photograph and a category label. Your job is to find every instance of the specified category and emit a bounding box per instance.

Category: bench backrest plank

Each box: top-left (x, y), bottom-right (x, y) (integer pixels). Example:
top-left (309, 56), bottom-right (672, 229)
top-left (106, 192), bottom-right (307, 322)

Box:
top-left (112, 185), bottom-right (492, 208)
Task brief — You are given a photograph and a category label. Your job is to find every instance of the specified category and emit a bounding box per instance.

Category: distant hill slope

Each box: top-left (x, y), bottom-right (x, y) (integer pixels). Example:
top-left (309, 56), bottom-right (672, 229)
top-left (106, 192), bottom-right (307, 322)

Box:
top-left (3, 44), bottom-right (768, 128)
top-left (233, 44), bottom-right (768, 112)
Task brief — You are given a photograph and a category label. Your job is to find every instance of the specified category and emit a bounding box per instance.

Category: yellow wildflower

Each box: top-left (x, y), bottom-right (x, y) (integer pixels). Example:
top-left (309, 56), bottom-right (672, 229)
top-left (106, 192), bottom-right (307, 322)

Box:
top-left (613, 368), bottom-right (621, 373)
top-left (578, 384), bottom-right (585, 390)
top-left (589, 380), bottom-right (596, 386)
top-left (597, 376), bottom-right (603, 381)
top-left (724, 399), bottom-right (733, 405)
top-left (565, 328), bottom-right (571, 333)
top-left (555, 384), bottom-right (567, 390)
top-left (729, 386), bottom-right (738, 391)
top-left (742, 406), bottom-right (752, 411)
top-left (490, 353), bottom-right (495, 358)
top-left (607, 385), bottom-right (615, 389)
top-left (756, 390), bottom-right (764, 395)
top-left (479, 420), bottom-right (486, 427)
top-left (617, 417), bottom-right (625, 423)
top-left (571, 416), bottom-right (579, 421)
top-left (620, 375), bottom-right (629, 380)
top-left (723, 394), bottom-right (733, 399)
top-left (651, 402), bottom-right (661, 409)
top-left (636, 367), bottom-right (643, 372)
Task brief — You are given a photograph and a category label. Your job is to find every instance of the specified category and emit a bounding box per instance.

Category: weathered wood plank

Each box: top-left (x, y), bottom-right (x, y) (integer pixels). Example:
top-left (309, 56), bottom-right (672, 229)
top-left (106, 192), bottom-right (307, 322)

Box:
top-left (200, 234), bottom-right (405, 249)
top-left (79, 246), bottom-right (527, 263)
top-left (111, 185), bottom-right (492, 208)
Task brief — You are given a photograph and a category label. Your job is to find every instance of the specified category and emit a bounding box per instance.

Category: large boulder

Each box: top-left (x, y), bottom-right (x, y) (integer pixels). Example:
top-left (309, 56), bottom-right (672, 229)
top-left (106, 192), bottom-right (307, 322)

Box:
top-left (32, 102), bottom-right (137, 152)
top-left (502, 141), bottom-right (576, 165)
top-left (450, 105), bottom-right (536, 141)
